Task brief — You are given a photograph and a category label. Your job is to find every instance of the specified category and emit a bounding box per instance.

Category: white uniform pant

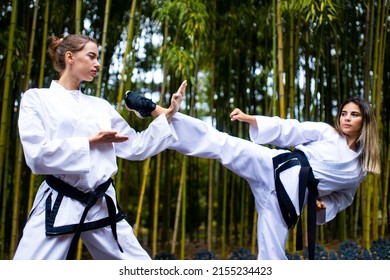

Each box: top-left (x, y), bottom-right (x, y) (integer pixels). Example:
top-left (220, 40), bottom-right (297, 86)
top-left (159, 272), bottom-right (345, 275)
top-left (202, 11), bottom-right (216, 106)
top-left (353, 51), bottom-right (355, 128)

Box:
top-left (13, 194), bottom-right (151, 260)
top-left (170, 113), bottom-right (302, 260)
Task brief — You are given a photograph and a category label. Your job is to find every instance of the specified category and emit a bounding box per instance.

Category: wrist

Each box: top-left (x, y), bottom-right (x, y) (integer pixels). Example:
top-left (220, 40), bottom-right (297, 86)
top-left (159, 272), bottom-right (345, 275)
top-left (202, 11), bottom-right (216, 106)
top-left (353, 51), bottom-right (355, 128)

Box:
top-left (150, 105), bottom-right (174, 123)
top-left (164, 107), bottom-right (174, 123)
top-left (151, 105), bottom-right (163, 117)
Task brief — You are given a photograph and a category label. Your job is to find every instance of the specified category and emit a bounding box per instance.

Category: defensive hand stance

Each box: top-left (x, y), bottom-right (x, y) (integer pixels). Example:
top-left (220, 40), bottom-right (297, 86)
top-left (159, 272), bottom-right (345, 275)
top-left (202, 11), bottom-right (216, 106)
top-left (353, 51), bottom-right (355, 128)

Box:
top-left (14, 34), bottom-right (185, 260)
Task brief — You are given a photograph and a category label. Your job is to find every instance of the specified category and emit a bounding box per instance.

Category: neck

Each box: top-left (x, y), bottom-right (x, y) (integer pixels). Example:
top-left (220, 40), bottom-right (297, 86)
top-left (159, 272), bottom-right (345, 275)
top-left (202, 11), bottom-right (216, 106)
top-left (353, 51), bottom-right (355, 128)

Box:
top-left (58, 75), bottom-right (80, 90)
top-left (346, 136), bottom-right (358, 151)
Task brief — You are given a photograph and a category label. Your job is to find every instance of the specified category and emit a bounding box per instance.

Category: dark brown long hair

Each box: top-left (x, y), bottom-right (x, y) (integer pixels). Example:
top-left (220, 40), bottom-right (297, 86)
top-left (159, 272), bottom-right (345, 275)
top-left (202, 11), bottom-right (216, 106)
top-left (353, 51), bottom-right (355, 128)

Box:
top-left (334, 97), bottom-right (380, 174)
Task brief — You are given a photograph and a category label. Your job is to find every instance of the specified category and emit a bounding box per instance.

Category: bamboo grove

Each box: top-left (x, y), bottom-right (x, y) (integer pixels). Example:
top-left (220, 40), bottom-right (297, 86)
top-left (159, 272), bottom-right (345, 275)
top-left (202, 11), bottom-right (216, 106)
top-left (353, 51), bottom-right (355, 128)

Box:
top-left (0, 0), bottom-right (389, 260)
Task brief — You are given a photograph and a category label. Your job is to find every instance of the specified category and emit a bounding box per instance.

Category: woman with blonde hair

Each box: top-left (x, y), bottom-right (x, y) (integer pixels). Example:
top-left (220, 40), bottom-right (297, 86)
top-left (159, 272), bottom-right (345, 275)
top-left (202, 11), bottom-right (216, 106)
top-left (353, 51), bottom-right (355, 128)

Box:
top-left (126, 92), bottom-right (381, 260)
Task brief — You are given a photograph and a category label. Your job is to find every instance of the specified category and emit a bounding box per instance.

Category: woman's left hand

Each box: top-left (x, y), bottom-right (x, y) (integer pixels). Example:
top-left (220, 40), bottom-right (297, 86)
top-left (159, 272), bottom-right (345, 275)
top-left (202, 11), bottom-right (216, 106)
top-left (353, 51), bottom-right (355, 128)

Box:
top-left (316, 198), bottom-right (326, 210)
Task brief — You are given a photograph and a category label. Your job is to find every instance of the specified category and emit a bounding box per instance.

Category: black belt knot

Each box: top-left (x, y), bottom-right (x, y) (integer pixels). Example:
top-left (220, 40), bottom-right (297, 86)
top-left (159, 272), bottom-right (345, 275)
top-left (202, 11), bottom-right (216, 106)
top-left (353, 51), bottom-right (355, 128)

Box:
top-left (272, 150), bottom-right (319, 260)
top-left (45, 175), bottom-right (124, 259)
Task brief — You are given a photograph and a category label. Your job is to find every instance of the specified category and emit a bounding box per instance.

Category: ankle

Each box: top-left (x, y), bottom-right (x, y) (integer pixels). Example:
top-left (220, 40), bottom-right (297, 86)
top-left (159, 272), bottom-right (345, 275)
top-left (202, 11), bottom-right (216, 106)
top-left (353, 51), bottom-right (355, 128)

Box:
top-left (151, 105), bottom-right (165, 117)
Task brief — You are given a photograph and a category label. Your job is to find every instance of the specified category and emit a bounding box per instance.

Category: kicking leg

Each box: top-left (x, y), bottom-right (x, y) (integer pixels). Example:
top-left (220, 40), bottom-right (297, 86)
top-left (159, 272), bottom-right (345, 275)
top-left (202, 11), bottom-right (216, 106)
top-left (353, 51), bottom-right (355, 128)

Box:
top-left (169, 112), bottom-right (276, 185)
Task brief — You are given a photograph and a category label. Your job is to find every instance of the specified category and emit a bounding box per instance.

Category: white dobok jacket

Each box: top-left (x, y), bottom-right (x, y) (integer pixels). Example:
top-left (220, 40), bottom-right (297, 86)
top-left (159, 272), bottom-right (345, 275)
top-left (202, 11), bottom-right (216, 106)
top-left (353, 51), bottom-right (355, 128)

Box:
top-left (18, 81), bottom-right (178, 230)
top-left (250, 115), bottom-right (366, 224)
top-left (168, 112), bottom-right (366, 259)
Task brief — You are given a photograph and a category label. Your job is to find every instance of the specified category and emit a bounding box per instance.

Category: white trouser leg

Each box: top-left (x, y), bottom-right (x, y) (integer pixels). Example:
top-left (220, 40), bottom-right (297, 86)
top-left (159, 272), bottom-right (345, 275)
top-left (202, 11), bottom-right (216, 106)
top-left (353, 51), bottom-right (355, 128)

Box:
top-left (169, 113), bottom-right (299, 260)
top-left (256, 191), bottom-right (289, 260)
top-left (82, 220), bottom-right (151, 260)
top-left (13, 196), bottom-right (72, 260)
top-left (13, 186), bottom-right (151, 260)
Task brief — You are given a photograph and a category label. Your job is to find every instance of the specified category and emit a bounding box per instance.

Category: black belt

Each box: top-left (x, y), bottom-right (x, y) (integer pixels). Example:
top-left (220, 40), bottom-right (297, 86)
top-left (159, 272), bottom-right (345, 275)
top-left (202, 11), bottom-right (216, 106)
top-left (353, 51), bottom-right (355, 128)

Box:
top-left (272, 150), bottom-right (319, 260)
top-left (45, 175), bottom-right (125, 259)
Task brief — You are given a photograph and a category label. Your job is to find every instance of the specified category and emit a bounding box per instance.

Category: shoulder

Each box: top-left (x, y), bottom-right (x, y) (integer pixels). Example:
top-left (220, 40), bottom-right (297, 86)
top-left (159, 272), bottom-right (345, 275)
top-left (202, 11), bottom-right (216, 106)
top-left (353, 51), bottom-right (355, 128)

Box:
top-left (23, 87), bottom-right (50, 95)
top-left (302, 121), bottom-right (335, 132)
top-left (21, 87), bottom-right (51, 105)
top-left (296, 121), bottom-right (338, 142)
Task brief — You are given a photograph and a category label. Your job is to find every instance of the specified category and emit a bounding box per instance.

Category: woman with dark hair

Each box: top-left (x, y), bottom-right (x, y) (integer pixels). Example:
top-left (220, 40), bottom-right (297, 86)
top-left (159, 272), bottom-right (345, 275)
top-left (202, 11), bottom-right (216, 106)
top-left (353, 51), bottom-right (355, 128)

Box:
top-left (14, 34), bottom-right (187, 260)
top-left (126, 93), bottom-right (381, 260)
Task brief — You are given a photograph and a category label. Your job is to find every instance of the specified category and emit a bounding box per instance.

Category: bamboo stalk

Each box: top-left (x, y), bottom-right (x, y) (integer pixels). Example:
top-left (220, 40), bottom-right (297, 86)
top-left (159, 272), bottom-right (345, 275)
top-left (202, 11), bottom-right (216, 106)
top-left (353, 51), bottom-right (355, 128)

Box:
top-left (207, 159), bottom-right (213, 251)
top-left (171, 156), bottom-right (187, 255)
top-left (251, 208), bottom-right (257, 256)
top-left (11, 0), bottom-right (40, 257)
top-left (152, 154), bottom-right (161, 257)
top-left (96, 0), bottom-right (112, 97)
top-left (75, 0), bottom-right (82, 34)
top-left (0, 0), bottom-right (18, 230)
top-left (134, 158), bottom-right (151, 238)
top-left (380, 143), bottom-right (389, 237)
top-left (10, 140), bottom-right (22, 255)
top-left (276, 0), bottom-right (285, 118)
top-left (116, 0), bottom-right (137, 108)
top-left (180, 160), bottom-right (187, 260)
top-left (221, 165), bottom-right (227, 258)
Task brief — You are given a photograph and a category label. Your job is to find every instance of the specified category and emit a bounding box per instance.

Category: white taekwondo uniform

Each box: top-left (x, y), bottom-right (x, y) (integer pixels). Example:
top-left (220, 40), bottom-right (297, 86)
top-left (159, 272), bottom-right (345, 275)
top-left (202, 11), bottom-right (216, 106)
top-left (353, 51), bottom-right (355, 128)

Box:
top-left (14, 81), bottom-right (178, 260)
top-left (169, 113), bottom-right (366, 259)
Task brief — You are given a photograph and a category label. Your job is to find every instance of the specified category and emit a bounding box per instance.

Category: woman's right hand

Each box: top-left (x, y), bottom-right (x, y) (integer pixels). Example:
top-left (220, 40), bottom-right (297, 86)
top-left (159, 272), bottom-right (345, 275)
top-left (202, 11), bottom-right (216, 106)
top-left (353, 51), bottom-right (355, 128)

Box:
top-left (164, 80), bottom-right (187, 121)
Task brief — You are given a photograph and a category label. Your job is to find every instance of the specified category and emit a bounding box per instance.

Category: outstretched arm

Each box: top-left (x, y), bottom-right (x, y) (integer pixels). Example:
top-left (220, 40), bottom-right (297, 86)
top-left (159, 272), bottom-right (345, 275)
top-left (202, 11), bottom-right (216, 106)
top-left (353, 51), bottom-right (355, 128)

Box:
top-left (90, 81), bottom-right (187, 146)
top-left (152, 80), bottom-right (187, 122)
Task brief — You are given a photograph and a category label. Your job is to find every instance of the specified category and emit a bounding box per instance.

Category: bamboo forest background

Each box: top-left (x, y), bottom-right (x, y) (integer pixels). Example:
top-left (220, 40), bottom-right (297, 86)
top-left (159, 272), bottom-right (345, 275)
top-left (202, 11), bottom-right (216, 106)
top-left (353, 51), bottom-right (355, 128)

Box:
top-left (0, 0), bottom-right (389, 260)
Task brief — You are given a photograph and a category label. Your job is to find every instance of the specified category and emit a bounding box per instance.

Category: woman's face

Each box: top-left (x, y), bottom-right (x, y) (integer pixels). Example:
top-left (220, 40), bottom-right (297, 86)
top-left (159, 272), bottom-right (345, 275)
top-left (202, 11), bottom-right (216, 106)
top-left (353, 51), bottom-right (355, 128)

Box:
top-left (339, 102), bottom-right (363, 138)
top-left (68, 41), bottom-right (100, 82)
